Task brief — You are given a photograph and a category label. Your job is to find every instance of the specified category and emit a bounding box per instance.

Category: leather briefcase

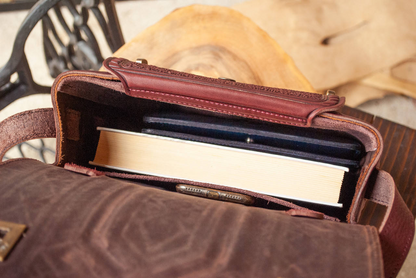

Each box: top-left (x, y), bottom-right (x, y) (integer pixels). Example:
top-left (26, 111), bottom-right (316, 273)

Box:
top-left (0, 57), bottom-right (414, 278)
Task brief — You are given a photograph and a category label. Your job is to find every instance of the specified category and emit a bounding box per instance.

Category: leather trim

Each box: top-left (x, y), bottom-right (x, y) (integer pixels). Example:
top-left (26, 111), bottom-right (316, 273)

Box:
top-left (103, 57), bottom-right (345, 127)
top-left (0, 108), bottom-right (56, 162)
top-left (313, 113), bottom-right (383, 223)
top-left (50, 71), bottom-right (120, 165)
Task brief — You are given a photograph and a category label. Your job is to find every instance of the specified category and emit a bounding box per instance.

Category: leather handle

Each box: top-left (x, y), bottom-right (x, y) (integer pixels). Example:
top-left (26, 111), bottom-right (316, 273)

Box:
top-left (0, 108), bottom-right (56, 161)
top-left (104, 58), bottom-right (345, 127)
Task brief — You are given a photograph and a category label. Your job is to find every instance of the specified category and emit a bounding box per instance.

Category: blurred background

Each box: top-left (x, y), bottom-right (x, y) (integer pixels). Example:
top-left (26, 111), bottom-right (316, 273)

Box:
top-left (0, 1), bottom-right (415, 276)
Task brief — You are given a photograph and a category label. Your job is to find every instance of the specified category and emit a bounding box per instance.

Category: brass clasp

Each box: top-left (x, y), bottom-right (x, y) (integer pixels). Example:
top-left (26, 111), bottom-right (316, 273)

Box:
top-left (0, 221), bottom-right (26, 262)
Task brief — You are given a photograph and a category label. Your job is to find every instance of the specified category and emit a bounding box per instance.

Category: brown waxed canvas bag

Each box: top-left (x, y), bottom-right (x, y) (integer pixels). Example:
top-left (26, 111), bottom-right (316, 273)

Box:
top-left (0, 57), bottom-right (414, 278)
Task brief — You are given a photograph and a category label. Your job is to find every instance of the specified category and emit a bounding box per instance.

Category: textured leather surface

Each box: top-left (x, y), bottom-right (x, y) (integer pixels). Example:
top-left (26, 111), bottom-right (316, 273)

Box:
top-left (341, 106), bottom-right (416, 217)
top-left (0, 159), bottom-right (384, 278)
top-left (0, 108), bottom-right (56, 161)
top-left (104, 58), bottom-right (345, 127)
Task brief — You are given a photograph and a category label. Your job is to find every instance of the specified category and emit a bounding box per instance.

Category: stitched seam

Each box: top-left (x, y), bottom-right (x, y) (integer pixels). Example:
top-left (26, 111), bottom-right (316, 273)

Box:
top-left (120, 68), bottom-right (321, 104)
top-left (128, 93), bottom-right (305, 126)
top-left (111, 59), bottom-right (325, 104)
top-left (129, 88), bottom-right (307, 123)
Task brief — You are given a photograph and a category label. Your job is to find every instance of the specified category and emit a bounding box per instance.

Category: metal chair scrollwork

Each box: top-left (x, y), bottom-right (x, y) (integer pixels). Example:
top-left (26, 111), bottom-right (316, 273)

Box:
top-left (0, 0), bottom-right (124, 161)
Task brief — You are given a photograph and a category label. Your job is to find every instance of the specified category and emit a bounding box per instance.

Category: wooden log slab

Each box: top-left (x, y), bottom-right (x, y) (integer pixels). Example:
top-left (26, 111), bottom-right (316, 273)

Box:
top-left (111, 5), bottom-right (315, 93)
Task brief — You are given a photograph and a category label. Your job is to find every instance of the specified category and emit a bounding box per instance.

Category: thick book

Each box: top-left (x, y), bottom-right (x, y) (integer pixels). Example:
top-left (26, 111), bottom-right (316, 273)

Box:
top-left (90, 127), bottom-right (349, 206)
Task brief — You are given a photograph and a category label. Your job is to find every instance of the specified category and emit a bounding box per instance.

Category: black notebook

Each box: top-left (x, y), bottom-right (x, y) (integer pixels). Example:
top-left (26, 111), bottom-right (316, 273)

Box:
top-left (142, 112), bottom-right (364, 168)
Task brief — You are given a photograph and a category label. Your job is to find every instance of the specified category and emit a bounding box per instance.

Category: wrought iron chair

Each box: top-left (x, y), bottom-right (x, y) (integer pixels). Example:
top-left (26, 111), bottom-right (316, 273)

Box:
top-left (0, 0), bottom-right (125, 161)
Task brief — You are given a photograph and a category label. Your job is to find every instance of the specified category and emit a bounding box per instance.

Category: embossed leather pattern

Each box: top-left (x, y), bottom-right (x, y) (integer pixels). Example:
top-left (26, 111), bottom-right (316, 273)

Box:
top-left (104, 58), bottom-right (345, 127)
top-left (0, 159), bottom-right (384, 278)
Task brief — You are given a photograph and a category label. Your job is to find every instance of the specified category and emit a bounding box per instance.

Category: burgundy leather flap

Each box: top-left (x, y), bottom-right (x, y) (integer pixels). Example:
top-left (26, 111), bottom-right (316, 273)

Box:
top-left (104, 58), bottom-right (345, 127)
top-left (0, 159), bottom-right (384, 278)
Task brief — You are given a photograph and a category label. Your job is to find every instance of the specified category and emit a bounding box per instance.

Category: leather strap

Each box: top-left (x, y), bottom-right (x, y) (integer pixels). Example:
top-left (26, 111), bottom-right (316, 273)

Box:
top-left (380, 186), bottom-right (415, 278)
top-left (0, 108), bottom-right (56, 161)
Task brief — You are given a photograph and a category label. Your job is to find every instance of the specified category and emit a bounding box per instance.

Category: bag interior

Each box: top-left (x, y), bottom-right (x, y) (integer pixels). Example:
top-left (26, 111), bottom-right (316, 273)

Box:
top-left (53, 74), bottom-right (381, 222)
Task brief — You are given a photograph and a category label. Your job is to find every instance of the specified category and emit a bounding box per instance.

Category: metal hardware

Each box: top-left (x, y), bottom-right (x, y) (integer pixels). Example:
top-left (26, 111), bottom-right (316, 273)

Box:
top-left (176, 184), bottom-right (254, 205)
top-left (0, 221), bottom-right (26, 262)
top-left (218, 77), bottom-right (236, 82)
top-left (135, 58), bottom-right (148, 65)
top-left (326, 90), bottom-right (336, 96)
top-left (246, 137), bottom-right (254, 144)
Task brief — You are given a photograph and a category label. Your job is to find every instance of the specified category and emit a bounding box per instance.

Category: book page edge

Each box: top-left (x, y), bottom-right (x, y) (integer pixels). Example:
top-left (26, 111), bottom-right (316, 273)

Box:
top-left (97, 127), bottom-right (349, 173)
